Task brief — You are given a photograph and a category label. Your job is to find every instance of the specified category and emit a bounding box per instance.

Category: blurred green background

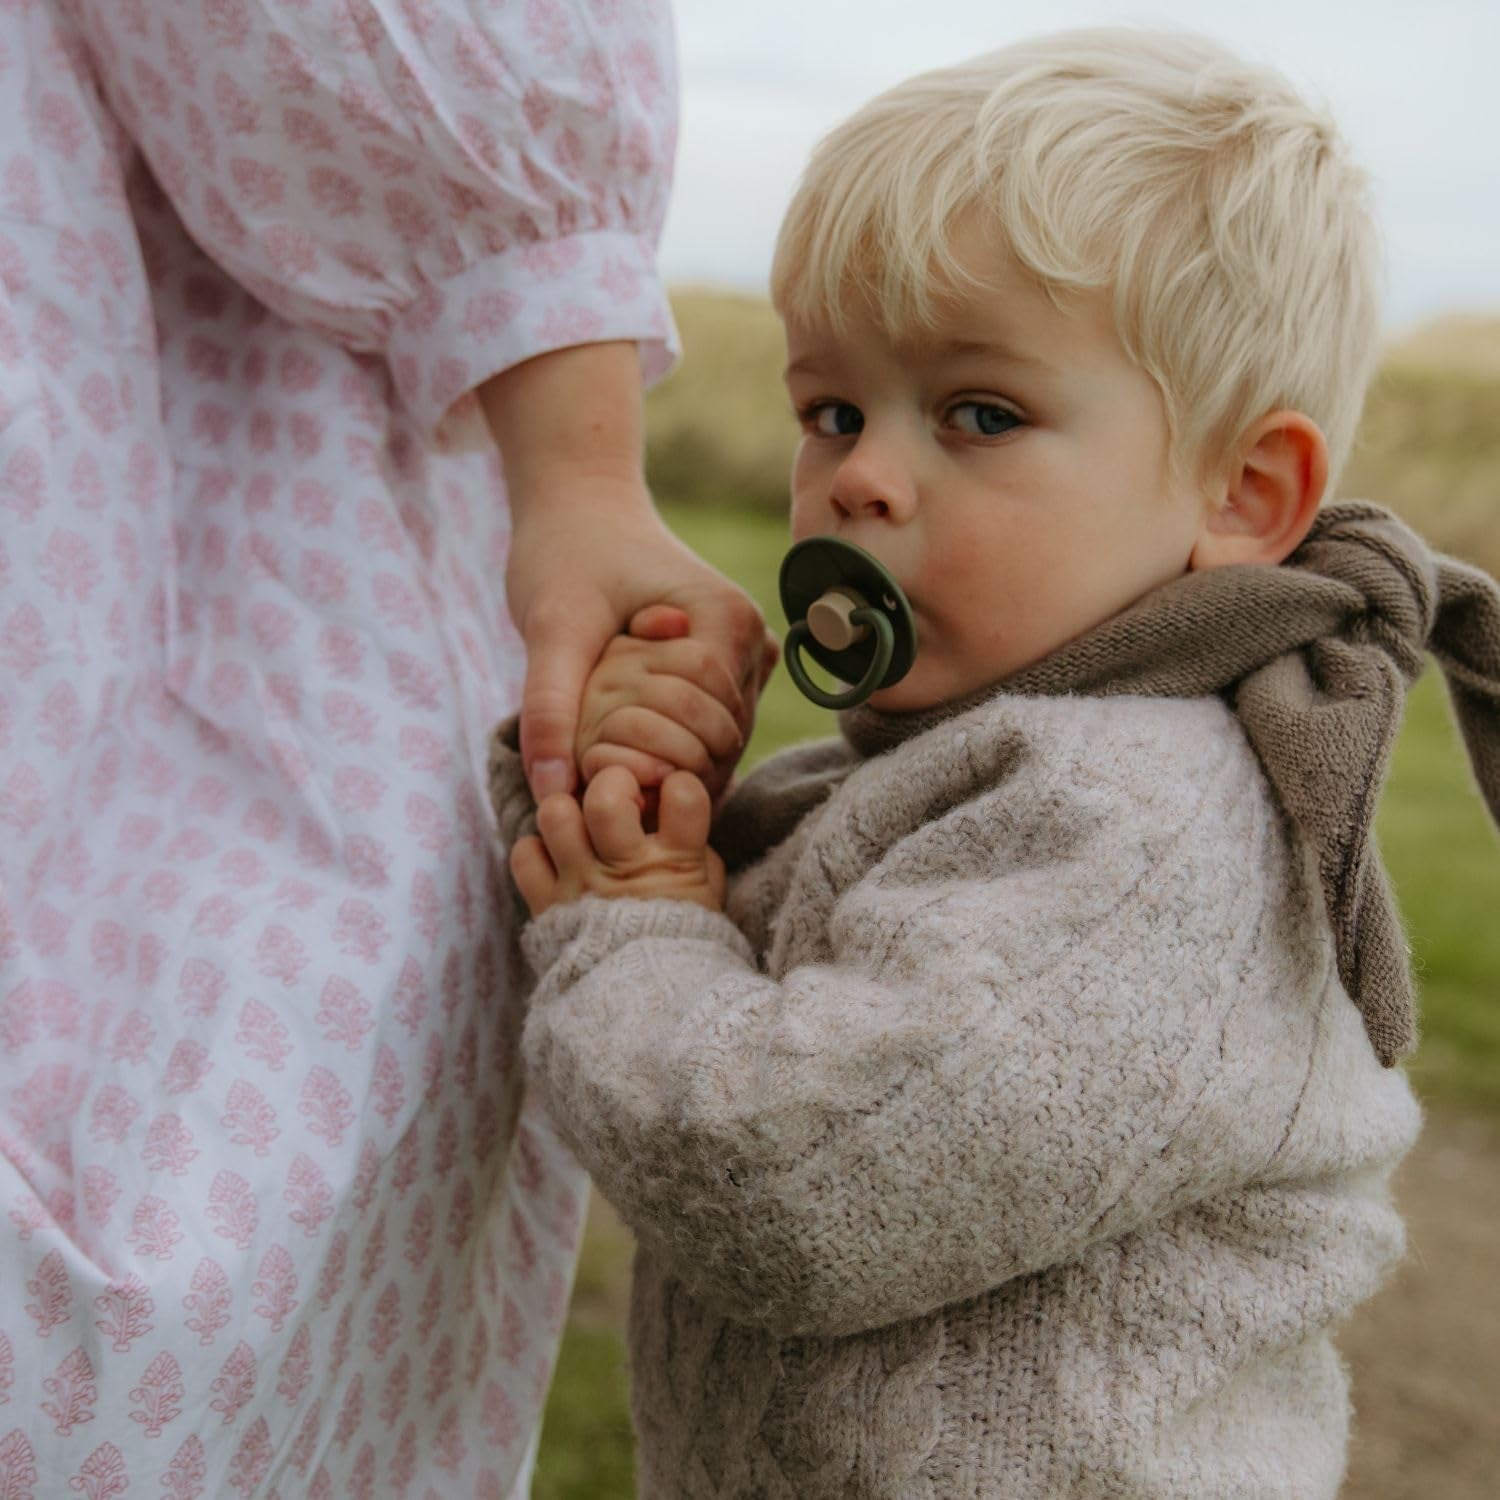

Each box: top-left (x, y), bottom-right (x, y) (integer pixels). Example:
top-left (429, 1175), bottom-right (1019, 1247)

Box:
top-left (531, 293), bottom-right (1500, 1498)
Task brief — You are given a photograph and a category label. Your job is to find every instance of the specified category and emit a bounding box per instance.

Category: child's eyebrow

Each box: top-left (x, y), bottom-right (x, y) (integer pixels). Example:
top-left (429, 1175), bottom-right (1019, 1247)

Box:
top-left (783, 340), bottom-right (1054, 382)
top-left (783, 341), bottom-right (1052, 379)
top-left (782, 356), bottom-right (827, 380)
top-left (936, 338), bottom-right (1054, 372)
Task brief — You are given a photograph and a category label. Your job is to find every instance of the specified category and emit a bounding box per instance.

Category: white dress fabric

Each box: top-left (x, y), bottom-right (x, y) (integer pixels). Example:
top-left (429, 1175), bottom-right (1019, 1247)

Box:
top-left (0, 2), bottom-right (679, 1496)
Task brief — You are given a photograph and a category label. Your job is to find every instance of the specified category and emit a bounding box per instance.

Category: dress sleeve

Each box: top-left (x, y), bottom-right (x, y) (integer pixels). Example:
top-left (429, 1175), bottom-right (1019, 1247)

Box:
top-left (71, 0), bottom-right (681, 436)
top-left (513, 743), bottom-right (1342, 1340)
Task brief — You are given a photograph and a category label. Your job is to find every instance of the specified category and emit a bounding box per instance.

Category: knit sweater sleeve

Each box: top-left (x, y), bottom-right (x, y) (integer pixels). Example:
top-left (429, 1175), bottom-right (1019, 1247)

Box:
top-left (518, 697), bottom-right (1338, 1339)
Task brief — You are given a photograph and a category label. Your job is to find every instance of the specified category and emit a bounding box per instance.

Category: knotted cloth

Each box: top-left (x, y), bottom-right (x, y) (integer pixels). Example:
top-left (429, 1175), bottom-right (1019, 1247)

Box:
top-left (839, 501), bottom-right (1500, 1067)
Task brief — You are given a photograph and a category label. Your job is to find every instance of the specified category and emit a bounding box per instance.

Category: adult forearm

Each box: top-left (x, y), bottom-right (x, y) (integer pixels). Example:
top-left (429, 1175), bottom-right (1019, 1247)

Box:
top-left (479, 338), bottom-right (771, 803)
top-left (477, 341), bottom-right (655, 522)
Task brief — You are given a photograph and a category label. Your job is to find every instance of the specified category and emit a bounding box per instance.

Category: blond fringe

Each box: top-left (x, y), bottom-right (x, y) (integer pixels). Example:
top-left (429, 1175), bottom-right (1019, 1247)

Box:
top-left (770, 27), bottom-right (1385, 500)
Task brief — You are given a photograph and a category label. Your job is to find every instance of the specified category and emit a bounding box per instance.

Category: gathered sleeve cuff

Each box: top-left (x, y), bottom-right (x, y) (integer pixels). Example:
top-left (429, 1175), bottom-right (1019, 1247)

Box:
top-left (520, 892), bottom-right (752, 985)
top-left (386, 229), bottom-right (678, 440)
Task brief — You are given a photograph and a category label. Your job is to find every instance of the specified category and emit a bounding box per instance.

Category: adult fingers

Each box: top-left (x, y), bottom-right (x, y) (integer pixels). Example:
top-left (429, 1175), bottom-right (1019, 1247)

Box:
top-left (628, 603), bottom-right (692, 640)
top-left (690, 583), bottom-right (771, 702)
top-left (685, 596), bottom-right (772, 746)
top-left (758, 627), bottom-right (782, 692)
top-left (518, 600), bottom-right (614, 801)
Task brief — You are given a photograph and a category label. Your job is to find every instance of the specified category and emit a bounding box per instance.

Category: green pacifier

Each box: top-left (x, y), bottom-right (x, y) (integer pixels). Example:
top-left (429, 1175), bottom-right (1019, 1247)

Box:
top-left (778, 537), bottom-right (917, 709)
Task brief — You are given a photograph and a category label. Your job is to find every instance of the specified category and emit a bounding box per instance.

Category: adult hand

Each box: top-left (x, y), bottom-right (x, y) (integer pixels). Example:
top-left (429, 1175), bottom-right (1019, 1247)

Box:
top-left (479, 343), bottom-right (779, 806)
top-left (574, 604), bottom-right (749, 806)
top-left (503, 480), bottom-right (777, 804)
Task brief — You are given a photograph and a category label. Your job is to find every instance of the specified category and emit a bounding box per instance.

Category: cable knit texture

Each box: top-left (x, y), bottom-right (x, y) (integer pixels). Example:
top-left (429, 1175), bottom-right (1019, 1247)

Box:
top-left (489, 687), bottom-right (1426, 1498)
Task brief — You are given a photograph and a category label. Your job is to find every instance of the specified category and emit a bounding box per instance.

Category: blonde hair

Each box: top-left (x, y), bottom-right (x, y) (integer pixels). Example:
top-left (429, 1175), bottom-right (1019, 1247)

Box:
top-left (770, 27), bottom-right (1385, 500)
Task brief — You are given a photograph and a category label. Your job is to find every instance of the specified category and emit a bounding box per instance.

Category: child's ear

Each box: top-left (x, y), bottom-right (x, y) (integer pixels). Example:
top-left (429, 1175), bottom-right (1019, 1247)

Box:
top-left (1188, 410), bottom-right (1328, 571)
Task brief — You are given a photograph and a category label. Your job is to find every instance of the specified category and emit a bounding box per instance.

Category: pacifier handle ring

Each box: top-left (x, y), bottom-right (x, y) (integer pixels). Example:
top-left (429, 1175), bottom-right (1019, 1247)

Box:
top-left (784, 607), bottom-right (895, 710)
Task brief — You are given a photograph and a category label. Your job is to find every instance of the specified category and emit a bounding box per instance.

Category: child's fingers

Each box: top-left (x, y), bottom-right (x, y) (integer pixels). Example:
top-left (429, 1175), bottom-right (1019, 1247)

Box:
top-left (581, 766), bottom-right (649, 863)
top-left (599, 679), bottom-right (743, 769)
top-left (642, 637), bottom-right (747, 726)
top-left (508, 834), bottom-right (557, 916)
top-left (644, 670), bottom-right (745, 760)
top-left (628, 604), bottom-right (692, 640)
top-left (580, 740), bottom-right (677, 789)
top-left (588, 705), bottom-right (720, 777)
top-left (535, 791), bottom-right (594, 871)
top-left (656, 770), bottom-right (712, 853)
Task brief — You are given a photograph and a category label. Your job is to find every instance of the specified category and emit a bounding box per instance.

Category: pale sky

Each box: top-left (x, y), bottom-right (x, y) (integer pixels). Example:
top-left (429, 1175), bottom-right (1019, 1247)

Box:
top-left (658, 0), bottom-right (1500, 337)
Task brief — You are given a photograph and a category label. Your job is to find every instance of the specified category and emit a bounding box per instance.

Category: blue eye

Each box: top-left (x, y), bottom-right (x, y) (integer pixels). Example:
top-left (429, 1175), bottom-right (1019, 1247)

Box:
top-left (950, 402), bottom-right (1019, 437)
top-left (804, 402), bottom-right (864, 437)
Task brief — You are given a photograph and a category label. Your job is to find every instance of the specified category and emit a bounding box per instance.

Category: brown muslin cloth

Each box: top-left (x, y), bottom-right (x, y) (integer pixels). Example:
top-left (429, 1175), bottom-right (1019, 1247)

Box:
top-left (835, 500), bottom-right (1500, 1068)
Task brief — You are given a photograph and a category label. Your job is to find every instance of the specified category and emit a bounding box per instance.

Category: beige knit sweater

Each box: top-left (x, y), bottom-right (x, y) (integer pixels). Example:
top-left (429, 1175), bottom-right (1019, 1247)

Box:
top-left (489, 689), bottom-right (1423, 1498)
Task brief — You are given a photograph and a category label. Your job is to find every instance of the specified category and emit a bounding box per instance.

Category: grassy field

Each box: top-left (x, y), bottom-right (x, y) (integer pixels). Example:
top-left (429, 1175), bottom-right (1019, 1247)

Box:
top-left (533, 293), bottom-right (1500, 1497)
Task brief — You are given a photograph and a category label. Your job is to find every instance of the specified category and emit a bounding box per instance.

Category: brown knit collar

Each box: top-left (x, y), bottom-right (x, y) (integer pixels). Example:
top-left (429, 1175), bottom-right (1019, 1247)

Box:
top-left (838, 675), bottom-right (1018, 759)
top-left (834, 500), bottom-right (1500, 1067)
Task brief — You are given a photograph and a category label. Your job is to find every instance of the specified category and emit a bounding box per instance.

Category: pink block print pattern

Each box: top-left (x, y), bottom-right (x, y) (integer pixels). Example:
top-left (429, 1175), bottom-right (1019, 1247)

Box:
top-left (0, 0), bottom-right (676, 1491)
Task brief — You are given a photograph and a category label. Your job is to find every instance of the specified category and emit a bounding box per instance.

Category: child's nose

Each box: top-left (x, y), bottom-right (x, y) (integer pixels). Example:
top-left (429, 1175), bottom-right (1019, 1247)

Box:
top-left (828, 440), bottom-right (917, 524)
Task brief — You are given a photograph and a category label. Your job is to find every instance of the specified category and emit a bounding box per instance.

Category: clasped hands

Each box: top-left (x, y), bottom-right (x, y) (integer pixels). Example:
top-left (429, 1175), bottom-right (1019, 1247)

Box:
top-left (509, 604), bottom-right (751, 918)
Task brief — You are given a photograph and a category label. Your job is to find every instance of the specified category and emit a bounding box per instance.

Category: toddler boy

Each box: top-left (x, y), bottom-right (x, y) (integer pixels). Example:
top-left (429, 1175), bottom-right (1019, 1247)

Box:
top-left (490, 27), bottom-right (1500, 1497)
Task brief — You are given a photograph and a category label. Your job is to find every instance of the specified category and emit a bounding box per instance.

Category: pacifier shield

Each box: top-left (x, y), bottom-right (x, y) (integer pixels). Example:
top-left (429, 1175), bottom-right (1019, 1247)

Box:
top-left (778, 536), bottom-right (917, 708)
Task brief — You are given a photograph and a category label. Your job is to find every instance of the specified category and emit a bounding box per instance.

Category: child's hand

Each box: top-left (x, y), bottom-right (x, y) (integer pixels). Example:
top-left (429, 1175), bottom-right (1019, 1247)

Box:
top-left (575, 604), bottom-right (769, 811)
top-left (510, 766), bottom-right (726, 918)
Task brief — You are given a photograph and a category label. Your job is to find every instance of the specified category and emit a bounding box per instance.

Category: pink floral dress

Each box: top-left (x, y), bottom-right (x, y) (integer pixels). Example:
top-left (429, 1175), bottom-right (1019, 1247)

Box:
top-left (0, 2), bottom-right (679, 1496)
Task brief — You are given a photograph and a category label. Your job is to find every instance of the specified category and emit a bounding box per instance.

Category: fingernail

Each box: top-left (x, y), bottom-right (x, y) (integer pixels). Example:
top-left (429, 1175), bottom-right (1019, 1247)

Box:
top-left (530, 759), bottom-right (571, 799)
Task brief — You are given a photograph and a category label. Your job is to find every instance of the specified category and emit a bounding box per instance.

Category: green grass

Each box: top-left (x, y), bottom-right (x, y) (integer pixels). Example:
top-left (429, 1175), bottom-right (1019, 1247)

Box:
top-left (531, 1327), bottom-right (637, 1499)
top-left (1375, 669), bottom-right (1500, 1114)
top-left (532, 499), bottom-right (1500, 1497)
